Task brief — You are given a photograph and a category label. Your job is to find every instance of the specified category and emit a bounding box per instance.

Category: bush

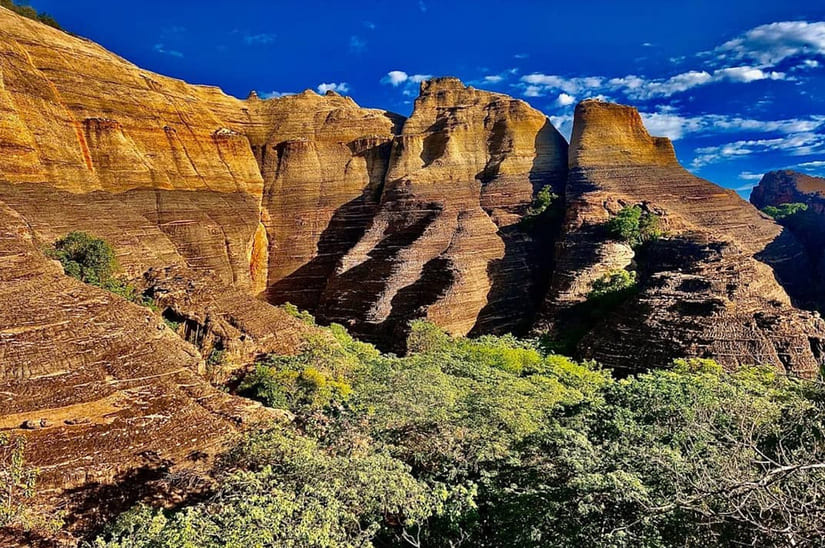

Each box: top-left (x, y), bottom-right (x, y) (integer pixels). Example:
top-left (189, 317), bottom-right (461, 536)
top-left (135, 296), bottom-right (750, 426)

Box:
top-left (607, 205), bottom-right (662, 247)
top-left (47, 231), bottom-right (117, 285)
top-left (588, 269), bottom-right (638, 300)
top-left (46, 232), bottom-right (157, 310)
top-left (762, 202), bottom-right (808, 220)
top-left (0, 0), bottom-right (62, 30)
top-left (93, 320), bottom-right (825, 547)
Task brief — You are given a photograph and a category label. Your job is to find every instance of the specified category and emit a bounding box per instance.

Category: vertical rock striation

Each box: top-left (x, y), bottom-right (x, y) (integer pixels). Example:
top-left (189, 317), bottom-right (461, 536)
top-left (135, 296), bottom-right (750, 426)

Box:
top-left (318, 78), bottom-right (568, 348)
top-left (535, 100), bottom-right (825, 376)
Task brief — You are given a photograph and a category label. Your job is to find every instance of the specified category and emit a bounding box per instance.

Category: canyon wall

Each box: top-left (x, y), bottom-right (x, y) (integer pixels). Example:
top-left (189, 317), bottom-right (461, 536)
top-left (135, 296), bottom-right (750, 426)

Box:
top-left (536, 100), bottom-right (825, 375)
top-left (751, 170), bottom-right (825, 312)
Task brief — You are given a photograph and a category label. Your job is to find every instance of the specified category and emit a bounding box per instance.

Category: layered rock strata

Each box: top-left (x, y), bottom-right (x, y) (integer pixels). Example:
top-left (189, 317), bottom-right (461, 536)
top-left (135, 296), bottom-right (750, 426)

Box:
top-left (318, 78), bottom-right (568, 347)
top-left (536, 100), bottom-right (825, 376)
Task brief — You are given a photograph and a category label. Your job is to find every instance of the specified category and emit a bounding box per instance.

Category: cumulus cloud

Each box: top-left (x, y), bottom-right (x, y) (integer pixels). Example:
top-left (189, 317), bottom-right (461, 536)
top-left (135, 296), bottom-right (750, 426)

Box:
top-left (712, 21), bottom-right (825, 66)
top-left (244, 33), bottom-right (276, 45)
top-left (380, 71), bottom-right (433, 94)
top-left (153, 43), bottom-right (183, 58)
top-left (317, 82), bottom-right (350, 94)
top-left (714, 66), bottom-right (786, 82)
top-left (556, 92), bottom-right (576, 106)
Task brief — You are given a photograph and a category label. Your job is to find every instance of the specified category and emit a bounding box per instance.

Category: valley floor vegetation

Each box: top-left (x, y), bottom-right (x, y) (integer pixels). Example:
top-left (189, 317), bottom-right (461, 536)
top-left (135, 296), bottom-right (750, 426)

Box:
top-left (88, 318), bottom-right (825, 547)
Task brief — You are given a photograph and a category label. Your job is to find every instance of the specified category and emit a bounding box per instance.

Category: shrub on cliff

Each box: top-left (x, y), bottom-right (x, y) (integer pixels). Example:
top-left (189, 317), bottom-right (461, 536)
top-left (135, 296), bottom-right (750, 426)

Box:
top-left (762, 202), bottom-right (808, 220)
top-left (588, 269), bottom-right (638, 300)
top-left (0, 0), bottom-right (62, 30)
top-left (47, 232), bottom-right (157, 309)
top-left (47, 231), bottom-right (117, 285)
top-left (607, 205), bottom-right (662, 247)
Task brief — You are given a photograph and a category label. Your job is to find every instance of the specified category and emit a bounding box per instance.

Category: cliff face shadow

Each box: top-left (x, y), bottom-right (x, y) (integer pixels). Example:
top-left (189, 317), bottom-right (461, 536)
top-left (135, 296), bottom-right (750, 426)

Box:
top-left (265, 140), bottom-right (392, 311)
top-left (755, 226), bottom-right (822, 312)
top-left (470, 120), bottom-right (568, 337)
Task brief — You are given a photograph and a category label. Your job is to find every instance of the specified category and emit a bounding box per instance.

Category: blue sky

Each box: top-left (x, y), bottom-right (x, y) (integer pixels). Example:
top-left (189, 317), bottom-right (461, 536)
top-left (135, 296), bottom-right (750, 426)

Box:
top-left (28, 0), bottom-right (825, 196)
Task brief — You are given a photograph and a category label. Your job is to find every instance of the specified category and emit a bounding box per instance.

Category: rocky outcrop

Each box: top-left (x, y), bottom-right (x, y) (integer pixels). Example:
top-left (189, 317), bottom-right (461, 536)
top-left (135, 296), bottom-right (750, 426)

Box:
top-left (317, 78), bottom-right (568, 347)
top-left (0, 203), bottom-right (274, 499)
top-left (751, 170), bottom-right (825, 311)
top-left (535, 100), bottom-right (825, 376)
top-left (0, 7), bottom-right (570, 350)
top-left (751, 170), bottom-right (825, 213)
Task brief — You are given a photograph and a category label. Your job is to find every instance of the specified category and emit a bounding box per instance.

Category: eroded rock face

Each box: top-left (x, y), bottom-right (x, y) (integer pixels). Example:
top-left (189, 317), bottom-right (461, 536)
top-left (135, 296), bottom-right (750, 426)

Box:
top-left (751, 170), bottom-right (825, 311)
top-left (535, 100), bottom-right (825, 376)
top-left (0, 204), bottom-right (273, 501)
top-left (317, 78), bottom-right (568, 348)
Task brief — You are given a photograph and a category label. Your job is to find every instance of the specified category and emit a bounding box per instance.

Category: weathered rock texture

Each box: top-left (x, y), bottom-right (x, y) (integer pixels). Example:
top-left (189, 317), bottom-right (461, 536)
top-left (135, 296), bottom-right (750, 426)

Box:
top-left (0, 204), bottom-right (272, 497)
top-left (317, 78), bottom-right (567, 347)
top-left (536, 100), bottom-right (825, 376)
top-left (751, 170), bottom-right (825, 311)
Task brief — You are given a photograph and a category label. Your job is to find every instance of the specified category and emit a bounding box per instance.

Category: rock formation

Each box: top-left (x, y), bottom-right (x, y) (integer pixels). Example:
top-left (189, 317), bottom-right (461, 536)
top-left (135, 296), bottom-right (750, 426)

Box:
top-left (751, 170), bottom-right (825, 311)
top-left (2, 7), bottom-right (825, 529)
top-left (317, 78), bottom-right (568, 347)
top-left (535, 100), bottom-right (825, 376)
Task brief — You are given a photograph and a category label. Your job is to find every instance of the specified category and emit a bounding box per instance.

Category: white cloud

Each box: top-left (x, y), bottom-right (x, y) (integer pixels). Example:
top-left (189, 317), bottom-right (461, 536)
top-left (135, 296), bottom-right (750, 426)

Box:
top-left (738, 171), bottom-right (764, 180)
top-left (260, 91), bottom-right (293, 99)
top-left (714, 66), bottom-right (786, 82)
top-left (638, 110), bottom-right (824, 141)
top-left (549, 114), bottom-right (574, 139)
top-left (797, 160), bottom-right (825, 168)
top-left (514, 53), bottom-right (529, 59)
top-left (556, 92), bottom-right (576, 106)
top-left (153, 43), bottom-right (183, 58)
top-left (244, 33), bottom-right (276, 45)
top-left (381, 71), bottom-right (433, 98)
top-left (692, 133), bottom-right (825, 168)
top-left (713, 21), bottom-right (825, 66)
top-left (383, 70), bottom-right (410, 86)
top-left (317, 82), bottom-right (350, 94)
top-left (484, 75), bottom-right (504, 84)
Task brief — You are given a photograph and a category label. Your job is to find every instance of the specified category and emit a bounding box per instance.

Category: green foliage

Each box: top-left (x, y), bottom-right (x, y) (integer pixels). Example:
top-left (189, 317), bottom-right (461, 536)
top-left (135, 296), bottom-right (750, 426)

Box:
top-left (0, 0), bottom-right (62, 30)
top-left (92, 429), bottom-right (439, 548)
top-left (588, 269), bottom-right (638, 300)
top-left (521, 185), bottom-right (559, 228)
top-left (0, 434), bottom-right (62, 534)
top-left (46, 231), bottom-right (117, 285)
top-left (762, 202), bottom-right (808, 220)
top-left (94, 321), bottom-right (825, 547)
top-left (46, 232), bottom-right (158, 310)
top-left (0, 434), bottom-right (36, 529)
top-left (607, 205), bottom-right (663, 247)
top-left (281, 302), bottom-right (317, 325)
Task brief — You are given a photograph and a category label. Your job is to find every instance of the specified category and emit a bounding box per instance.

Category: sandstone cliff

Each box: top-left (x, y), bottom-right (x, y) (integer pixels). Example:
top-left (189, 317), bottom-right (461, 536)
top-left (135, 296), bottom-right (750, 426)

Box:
top-left (535, 100), bottom-right (825, 376)
top-left (317, 77), bottom-right (568, 347)
top-left (750, 170), bottom-right (825, 312)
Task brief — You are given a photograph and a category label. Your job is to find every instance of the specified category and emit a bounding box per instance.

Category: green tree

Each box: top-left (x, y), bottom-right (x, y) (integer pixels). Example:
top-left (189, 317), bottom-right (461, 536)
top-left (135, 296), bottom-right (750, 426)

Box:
top-left (47, 231), bottom-right (117, 285)
top-left (607, 205), bottom-right (662, 247)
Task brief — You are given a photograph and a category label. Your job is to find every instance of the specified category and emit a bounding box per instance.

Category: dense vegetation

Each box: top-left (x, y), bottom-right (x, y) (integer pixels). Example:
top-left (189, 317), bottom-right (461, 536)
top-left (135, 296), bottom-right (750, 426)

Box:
top-left (607, 205), bottom-right (663, 247)
top-left (0, 0), bottom-right (61, 29)
top-left (91, 317), bottom-right (825, 547)
top-left (46, 232), bottom-right (156, 308)
top-left (762, 202), bottom-right (809, 220)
